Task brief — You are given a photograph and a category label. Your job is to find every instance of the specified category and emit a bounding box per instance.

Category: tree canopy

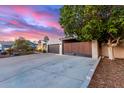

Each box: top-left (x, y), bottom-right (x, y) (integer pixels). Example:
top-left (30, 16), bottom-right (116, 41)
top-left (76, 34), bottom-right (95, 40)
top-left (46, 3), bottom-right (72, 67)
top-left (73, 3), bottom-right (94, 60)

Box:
top-left (59, 5), bottom-right (124, 44)
top-left (43, 36), bottom-right (49, 44)
top-left (13, 37), bottom-right (34, 54)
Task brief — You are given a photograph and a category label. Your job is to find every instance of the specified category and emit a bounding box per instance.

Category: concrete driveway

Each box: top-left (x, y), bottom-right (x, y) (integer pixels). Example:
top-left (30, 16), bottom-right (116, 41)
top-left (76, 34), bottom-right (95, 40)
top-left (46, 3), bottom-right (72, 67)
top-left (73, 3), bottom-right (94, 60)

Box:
top-left (0, 53), bottom-right (98, 88)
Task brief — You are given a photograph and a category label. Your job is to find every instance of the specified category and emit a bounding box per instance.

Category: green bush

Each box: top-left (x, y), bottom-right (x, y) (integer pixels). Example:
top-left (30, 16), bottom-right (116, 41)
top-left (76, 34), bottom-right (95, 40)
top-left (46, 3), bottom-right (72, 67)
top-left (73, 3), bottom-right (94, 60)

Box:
top-left (12, 37), bottom-right (35, 55)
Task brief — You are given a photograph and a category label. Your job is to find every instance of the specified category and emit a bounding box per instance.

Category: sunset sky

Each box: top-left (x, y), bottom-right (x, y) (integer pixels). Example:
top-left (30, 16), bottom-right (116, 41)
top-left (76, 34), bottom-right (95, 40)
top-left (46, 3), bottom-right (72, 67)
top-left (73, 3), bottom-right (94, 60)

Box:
top-left (0, 5), bottom-right (64, 43)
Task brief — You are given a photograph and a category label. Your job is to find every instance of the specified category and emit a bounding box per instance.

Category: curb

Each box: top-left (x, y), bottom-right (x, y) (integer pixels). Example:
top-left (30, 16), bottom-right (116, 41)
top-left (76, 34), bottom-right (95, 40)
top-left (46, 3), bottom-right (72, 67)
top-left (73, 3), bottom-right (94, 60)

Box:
top-left (80, 56), bottom-right (101, 88)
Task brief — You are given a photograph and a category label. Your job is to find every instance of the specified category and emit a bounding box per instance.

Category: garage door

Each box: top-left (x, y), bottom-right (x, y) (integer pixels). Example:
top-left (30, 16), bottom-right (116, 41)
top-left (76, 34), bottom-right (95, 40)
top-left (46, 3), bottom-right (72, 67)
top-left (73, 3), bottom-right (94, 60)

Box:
top-left (63, 42), bottom-right (92, 57)
top-left (48, 44), bottom-right (59, 54)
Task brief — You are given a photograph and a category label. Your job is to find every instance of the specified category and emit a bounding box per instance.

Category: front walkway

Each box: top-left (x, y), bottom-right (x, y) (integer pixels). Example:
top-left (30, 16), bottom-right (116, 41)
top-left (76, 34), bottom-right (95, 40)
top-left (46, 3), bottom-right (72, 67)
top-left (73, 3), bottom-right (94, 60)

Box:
top-left (0, 53), bottom-right (98, 88)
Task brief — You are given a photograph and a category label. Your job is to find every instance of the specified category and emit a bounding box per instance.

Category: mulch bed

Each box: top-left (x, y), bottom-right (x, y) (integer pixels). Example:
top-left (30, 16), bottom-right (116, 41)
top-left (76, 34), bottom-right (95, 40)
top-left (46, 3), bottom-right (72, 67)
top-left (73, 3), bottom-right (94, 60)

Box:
top-left (88, 58), bottom-right (124, 88)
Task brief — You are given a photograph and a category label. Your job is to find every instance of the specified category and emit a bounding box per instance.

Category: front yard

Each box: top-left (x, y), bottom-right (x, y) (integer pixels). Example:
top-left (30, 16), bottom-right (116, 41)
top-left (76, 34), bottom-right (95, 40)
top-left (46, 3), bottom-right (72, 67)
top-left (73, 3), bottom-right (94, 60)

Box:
top-left (89, 58), bottom-right (124, 88)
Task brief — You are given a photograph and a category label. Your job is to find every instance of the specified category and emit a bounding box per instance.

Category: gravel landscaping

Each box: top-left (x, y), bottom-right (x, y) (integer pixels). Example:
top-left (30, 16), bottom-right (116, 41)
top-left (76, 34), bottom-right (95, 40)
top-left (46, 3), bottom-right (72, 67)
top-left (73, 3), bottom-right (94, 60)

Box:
top-left (89, 58), bottom-right (124, 88)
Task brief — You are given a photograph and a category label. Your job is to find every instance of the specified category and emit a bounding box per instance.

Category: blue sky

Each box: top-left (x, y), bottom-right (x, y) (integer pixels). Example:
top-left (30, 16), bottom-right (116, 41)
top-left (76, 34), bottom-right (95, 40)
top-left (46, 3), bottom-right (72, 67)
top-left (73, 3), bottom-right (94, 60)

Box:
top-left (0, 5), bottom-right (64, 43)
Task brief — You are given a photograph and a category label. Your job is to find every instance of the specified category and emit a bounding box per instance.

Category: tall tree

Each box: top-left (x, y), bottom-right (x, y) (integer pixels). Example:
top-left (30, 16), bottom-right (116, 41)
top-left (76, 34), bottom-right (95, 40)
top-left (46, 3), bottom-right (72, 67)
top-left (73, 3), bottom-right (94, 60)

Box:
top-left (13, 37), bottom-right (33, 54)
top-left (59, 5), bottom-right (84, 37)
top-left (43, 36), bottom-right (49, 44)
top-left (59, 5), bottom-right (124, 60)
top-left (43, 36), bottom-right (49, 52)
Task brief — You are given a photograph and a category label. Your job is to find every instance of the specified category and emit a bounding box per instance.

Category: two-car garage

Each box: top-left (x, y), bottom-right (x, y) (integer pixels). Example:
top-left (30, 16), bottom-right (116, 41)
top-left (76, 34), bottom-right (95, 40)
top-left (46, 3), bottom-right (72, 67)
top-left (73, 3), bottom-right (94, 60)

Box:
top-left (48, 38), bottom-right (92, 57)
top-left (63, 41), bottom-right (92, 57)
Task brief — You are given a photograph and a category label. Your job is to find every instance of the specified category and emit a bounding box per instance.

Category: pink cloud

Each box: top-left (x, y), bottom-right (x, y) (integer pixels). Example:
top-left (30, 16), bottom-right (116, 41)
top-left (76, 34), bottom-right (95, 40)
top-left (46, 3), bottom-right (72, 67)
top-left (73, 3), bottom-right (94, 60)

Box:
top-left (0, 17), bottom-right (24, 28)
top-left (0, 29), bottom-right (61, 41)
top-left (3, 6), bottom-right (63, 30)
top-left (0, 18), bottom-right (9, 23)
top-left (0, 6), bottom-right (64, 42)
top-left (43, 21), bottom-right (63, 31)
top-left (31, 12), bottom-right (54, 21)
top-left (9, 20), bottom-right (24, 27)
top-left (11, 6), bottom-right (31, 16)
top-left (11, 6), bottom-right (55, 21)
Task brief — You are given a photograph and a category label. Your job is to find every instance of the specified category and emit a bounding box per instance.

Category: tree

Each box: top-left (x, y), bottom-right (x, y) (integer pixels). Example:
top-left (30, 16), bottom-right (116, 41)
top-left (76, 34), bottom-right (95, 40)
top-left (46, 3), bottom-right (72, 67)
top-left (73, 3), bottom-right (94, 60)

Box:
top-left (43, 36), bottom-right (49, 44)
top-left (13, 37), bottom-right (34, 55)
top-left (43, 36), bottom-right (49, 52)
top-left (59, 6), bottom-right (84, 37)
top-left (59, 5), bottom-right (124, 60)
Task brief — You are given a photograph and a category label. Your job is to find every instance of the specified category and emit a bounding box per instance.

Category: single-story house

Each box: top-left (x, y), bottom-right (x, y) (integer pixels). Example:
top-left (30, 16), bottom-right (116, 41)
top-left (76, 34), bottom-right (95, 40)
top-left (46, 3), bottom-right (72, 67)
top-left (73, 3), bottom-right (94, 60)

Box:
top-left (48, 37), bottom-right (124, 59)
top-left (48, 37), bottom-right (92, 57)
top-left (60, 37), bottom-right (124, 59)
top-left (36, 40), bottom-right (46, 51)
top-left (0, 41), bottom-right (14, 52)
top-left (27, 41), bottom-right (37, 49)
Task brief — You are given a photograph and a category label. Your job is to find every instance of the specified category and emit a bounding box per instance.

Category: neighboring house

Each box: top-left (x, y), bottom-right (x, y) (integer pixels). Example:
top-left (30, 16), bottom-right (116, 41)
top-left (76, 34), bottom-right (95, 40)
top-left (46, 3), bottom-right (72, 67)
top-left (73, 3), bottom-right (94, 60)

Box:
top-left (27, 41), bottom-right (37, 49)
top-left (36, 42), bottom-right (45, 51)
top-left (0, 41), bottom-right (14, 52)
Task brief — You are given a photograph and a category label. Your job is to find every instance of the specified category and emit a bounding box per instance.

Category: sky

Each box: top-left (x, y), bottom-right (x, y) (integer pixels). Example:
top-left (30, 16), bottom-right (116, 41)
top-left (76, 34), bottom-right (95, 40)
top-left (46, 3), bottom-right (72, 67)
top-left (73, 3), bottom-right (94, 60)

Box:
top-left (0, 5), bottom-right (64, 43)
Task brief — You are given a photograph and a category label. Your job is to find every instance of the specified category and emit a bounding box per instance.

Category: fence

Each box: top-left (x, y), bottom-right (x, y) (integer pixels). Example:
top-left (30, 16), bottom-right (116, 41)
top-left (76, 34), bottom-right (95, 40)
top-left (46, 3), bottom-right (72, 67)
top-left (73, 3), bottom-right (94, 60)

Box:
top-left (100, 43), bottom-right (124, 59)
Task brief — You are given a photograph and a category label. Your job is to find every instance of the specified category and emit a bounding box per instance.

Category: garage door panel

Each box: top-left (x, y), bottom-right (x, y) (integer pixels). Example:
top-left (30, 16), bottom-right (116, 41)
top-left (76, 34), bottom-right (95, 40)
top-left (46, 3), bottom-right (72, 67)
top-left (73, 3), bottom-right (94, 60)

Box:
top-left (63, 42), bottom-right (92, 57)
top-left (48, 44), bottom-right (59, 54)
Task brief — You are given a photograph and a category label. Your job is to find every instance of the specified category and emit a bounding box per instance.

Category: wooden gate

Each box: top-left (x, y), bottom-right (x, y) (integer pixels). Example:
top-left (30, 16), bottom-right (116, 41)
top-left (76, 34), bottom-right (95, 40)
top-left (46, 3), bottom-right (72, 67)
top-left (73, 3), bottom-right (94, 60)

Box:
top-left (48, 44), bottom-right (59, 54)
top-left (63, 41), bottom-right (92, 57)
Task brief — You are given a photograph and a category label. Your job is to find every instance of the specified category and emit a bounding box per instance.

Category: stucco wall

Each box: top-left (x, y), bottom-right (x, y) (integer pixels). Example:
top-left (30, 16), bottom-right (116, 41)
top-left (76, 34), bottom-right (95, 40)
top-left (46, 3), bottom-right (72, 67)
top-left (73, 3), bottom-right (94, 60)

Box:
top-left (101, 43), bottom-right (124, 59)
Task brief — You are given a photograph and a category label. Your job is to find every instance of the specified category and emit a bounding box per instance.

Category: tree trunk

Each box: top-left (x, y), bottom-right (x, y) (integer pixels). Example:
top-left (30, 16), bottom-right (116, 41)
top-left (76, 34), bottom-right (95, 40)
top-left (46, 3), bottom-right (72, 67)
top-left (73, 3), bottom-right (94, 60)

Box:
top-left (107, 37), bottom-right (120, 60)
top-left (108, 46), bottom-right (114, 60)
